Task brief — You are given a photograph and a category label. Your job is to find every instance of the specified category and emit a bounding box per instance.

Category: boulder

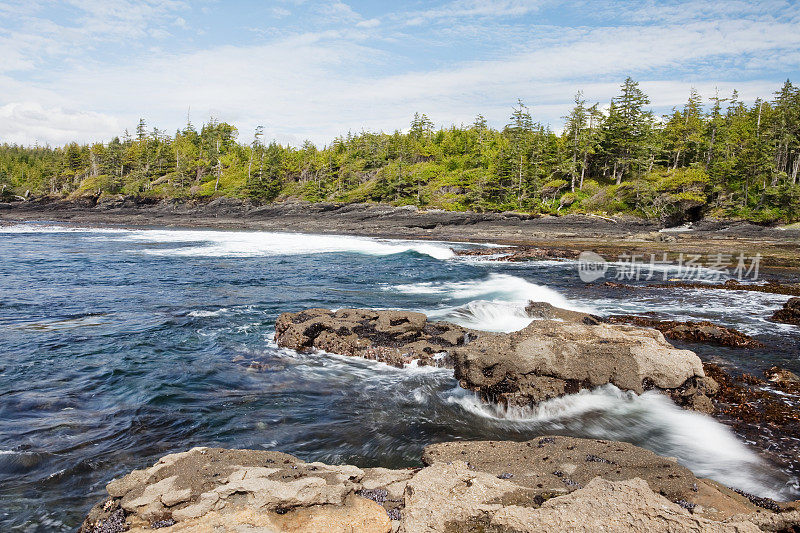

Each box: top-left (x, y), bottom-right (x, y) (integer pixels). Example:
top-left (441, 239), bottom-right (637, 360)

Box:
top-left (771, 297), bottom-right (800, 326)
top-left (450, 318), bottom-right (708, 407)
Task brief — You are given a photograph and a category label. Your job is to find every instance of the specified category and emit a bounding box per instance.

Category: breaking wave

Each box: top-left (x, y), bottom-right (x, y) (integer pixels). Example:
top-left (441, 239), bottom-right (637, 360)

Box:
top-left (0, 223), bottom-right (126, 234)
top-left (1, 224), bottom-right (456, 260)
top-left (123, 229), bottom-right (456, 259)
top-left (445, 384), bottom-right (797, 500)
top-left (391, 273), bottom-right (590, 332)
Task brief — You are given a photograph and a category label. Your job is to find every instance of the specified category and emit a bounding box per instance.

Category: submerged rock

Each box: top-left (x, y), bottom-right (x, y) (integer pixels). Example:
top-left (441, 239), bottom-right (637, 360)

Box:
top-left (703, 363), bottom-right (800, 481)
top-left (275, 305), bottom-right (715, 411)
top-left (607, 315), bottom-right (764, 348)
top-left (771, 297), bottom-right (800, 325)
top-left (81, 437), bottom-right (800, 533)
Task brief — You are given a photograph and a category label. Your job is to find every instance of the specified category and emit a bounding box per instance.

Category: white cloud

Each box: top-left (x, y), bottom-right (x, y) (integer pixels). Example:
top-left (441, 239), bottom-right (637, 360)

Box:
top-left (1, 0), bottom-right (798, 146)
top-left (0, 102), bottom-right (122, 146)
top-left (356, 18), bottom-right (380, 28)
top-left (404, 0), bottom-right (545, 23)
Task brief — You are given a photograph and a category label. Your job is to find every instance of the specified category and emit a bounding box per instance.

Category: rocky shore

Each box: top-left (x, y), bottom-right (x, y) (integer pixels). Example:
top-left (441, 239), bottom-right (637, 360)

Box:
top-left (81, 436), bottom-right (800, 533)
top-left (3, 197), bottom-right (800, 269)
top-left (77, 302), bottom-right (800, 532)
top-left (272, 304), bottom-right (800, 486)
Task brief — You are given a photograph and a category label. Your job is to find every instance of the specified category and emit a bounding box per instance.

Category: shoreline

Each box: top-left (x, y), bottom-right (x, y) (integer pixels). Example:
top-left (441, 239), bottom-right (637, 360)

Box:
top-left (3, 197), bottom-right (800, 272)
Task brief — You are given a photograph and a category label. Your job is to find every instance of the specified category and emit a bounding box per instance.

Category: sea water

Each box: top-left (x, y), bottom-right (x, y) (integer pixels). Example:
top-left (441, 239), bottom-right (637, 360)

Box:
top-left (0, 222), bottom-right (798, 530)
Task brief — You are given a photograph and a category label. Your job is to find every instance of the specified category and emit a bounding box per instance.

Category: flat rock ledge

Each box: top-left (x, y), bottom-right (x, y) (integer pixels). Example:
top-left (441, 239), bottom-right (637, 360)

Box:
top-left (274, 303), bottom-right (716, 412)
top-left (81, 436), bottom-right (800, 533)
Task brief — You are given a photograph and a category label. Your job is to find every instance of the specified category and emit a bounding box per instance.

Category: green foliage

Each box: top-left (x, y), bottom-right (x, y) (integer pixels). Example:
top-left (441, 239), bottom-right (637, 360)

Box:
top-left (2, 79), bottom-right (800, 222)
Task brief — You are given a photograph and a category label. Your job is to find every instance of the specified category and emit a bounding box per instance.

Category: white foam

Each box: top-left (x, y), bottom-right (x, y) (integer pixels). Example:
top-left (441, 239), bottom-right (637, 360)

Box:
top-left (188, 308), bottom-right (229, 318)
top-left (581, 288), bottom-right (792, 337)
top-left (446, 385), bottom-right (796, 500)
top-left (392, 273), bottom-right (590, 332)
top-left (118, 229), bottom-right (455, 259)
top-left (1, 224), bottom-right (457, 259)
top-left (432, 300), bottom-right (537, 332)
top-left (0, 223), bottom-right (126, 234)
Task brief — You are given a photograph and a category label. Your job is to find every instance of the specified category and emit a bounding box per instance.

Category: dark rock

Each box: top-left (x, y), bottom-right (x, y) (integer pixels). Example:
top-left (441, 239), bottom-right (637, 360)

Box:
top-left (771, 297), bottom-right (800, 325)
top-left (607, 315), bottom-right (764, 348)
top-left (765, 365), bottom-right (800, 384)
top-left (703, 363), bottom-right (800, 480)
top-left (647, 279), bottom-right (800, 297)
top-left (81, 508), bottom-right (127, 533)
top-left (454, 246), bottom-right (582, 262)
top-left (274, 308), bottom-right (469, 367)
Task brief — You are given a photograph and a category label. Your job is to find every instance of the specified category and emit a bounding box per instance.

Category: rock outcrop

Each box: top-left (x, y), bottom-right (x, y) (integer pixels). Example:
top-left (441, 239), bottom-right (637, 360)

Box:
top-left (274, 304), bottom-right (716, 412)
top-left (771, 297), bottom-right (800, 325)
top-left (81, 447), bottom-right (407, 533)
top-left (81, 437), bottom-right (800, 533)
top-left (607, 315), bottom-right (764, 348)
top-left (646, 279), bottom-right (800, 297)
top-left (454, 246), bottom-right (582, 262)
top-left (703, 363), bottom-right (800, 483)
top-left (274, 308), bottom-right (471, 368)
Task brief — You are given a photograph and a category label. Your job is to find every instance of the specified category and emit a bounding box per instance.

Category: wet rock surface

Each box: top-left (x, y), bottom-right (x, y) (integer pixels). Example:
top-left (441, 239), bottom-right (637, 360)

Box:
top-left (771, 297), bottom-right (800, 325)
top-left (274, 305), bottom-right (714, 410)
top-left (81, 438), bottom-right (800, 533)
top-left (702, 363), bottom-right (800, 484)
top-left (647, 279), bottom-right (800, 297)
top-left (454, 246), bottom-right (582, 262)
top-left (607, 315), bottom-right (764, 348)
top-left (421, 437), bottom-right (701, 502)
top-left (274, 308), bottom-right (471, 368)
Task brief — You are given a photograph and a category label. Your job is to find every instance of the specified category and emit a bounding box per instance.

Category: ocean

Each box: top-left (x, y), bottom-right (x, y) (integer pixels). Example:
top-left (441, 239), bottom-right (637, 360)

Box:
top-left (0, 222), bottom-right (797, 531)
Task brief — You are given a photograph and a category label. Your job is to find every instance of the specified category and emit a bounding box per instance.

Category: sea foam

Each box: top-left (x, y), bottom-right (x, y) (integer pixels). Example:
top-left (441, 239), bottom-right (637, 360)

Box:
top-left (391, 273), bottom-right (590, 332)
top-left (446, 384), bottom-right (798, 500)
top-left (2, 224), bottom-right (457, 260)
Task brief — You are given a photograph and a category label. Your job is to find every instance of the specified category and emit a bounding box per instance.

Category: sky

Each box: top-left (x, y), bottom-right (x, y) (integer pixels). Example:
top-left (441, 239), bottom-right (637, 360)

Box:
top-left (1, 0), bottom-right (799, 147)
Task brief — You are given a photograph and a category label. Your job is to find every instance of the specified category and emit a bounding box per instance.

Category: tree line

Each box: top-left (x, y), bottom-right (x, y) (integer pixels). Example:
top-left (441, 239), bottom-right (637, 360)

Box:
top-left (2, 78), bottom-right (799, 223)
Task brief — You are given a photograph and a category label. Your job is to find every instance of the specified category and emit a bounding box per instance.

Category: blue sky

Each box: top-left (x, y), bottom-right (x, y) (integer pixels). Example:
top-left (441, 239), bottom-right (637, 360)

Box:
top-left (1, 0), bottom-right (799, 146)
